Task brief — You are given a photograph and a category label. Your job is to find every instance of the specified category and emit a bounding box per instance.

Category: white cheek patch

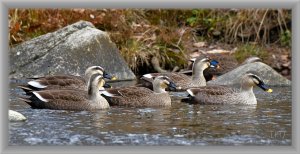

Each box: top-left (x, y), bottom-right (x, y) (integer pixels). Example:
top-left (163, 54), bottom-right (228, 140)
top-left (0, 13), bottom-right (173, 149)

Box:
top-left (28, 81), bottom-right (47, 89)
top-left (142, 74), bottom-right (153, 79)
top-left (205, 63), bottom-right (209, 68)
top-left (200, 58), bottom-right (209, 62)
top-left (99, 79), bottom-right (104, 87)
top-left (187, 89), bottom-right (195, 96)
top-left (165, 80), bottom-right (170, 85)
top-left (253, 78), bottom-right (259, 84)
top-left (33, 92), bottom-right (49, 102)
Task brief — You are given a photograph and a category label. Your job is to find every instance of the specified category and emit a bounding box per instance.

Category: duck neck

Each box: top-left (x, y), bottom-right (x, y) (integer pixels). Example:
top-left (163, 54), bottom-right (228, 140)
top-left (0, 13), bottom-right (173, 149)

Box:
top-left (240, 78), bottom-right (254, 92)
top-left (240, 86), bottom-right (257, 105)
top-left (84, 72), bottom-right (93, 86)
top-left (88, 83), bottom-right (101, 100)
top-left (88, 85), bottom-right (110, 108)
top-left (191, 63), bottom-right (206, 82)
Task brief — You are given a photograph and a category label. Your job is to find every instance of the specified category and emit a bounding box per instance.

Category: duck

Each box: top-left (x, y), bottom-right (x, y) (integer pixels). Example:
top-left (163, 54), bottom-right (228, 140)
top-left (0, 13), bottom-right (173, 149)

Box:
top-left (18, 73), bottom-right (110, 110)
top-left (101, 76), bottom-right (176, 107)
top-left (18, 66), bottom-right (116, 94)
top-left (139, 57), bottom-right (219, 91)
top-left (204, 55), bottom-right (262, 81)
top-left (184, 72), bottom-right (272, 105)
top-left (181, 55), bottom-right (262, 81)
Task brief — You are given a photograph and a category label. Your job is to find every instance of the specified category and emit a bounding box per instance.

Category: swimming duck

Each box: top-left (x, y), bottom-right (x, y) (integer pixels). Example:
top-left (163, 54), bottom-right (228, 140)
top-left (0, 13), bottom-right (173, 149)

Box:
top-left (101, 76), bottom-right (176, 107)
top-left (185, 72), bottom-right (272, 105)
top-left (139, 57), bottom-right (219, 91)
top-left (184, 55), bottom-right (262, 81)
top-left (19, 73), bottom-right (110, 110)
top-left (204, 55), bottom-right (262, 81)
top-left (18, 66), bottom-right (116, 93)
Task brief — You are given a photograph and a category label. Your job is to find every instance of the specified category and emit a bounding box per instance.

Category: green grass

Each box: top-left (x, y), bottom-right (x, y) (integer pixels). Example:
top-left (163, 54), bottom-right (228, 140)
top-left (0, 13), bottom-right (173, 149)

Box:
top-left (234, 44), bottom-right (269, 63)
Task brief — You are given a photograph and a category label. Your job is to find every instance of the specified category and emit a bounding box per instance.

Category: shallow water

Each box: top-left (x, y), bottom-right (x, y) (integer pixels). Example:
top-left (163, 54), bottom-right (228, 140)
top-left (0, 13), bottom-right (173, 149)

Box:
top-left (9, 79), bottom-right (292, 146)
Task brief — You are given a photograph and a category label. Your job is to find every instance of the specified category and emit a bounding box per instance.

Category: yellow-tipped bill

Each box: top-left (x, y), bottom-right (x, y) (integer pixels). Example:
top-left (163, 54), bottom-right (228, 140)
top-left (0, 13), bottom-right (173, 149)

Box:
top-left (111, 76), bottom-right (117, 80)
top-left (266, 89), bottom-right (273, 93)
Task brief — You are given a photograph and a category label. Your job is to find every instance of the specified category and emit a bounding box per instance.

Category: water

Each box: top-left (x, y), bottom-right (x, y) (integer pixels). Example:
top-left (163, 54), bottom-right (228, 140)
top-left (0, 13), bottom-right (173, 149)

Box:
top-left (9, 79), bottom-right (292, 145)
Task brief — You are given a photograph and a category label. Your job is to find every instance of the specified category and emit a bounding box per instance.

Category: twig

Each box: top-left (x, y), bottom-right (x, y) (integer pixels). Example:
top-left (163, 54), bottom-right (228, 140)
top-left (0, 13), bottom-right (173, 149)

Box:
top-left (255, 9), bottom-right (269, 42)
top-left (176, 28), bottom-right (186, 46)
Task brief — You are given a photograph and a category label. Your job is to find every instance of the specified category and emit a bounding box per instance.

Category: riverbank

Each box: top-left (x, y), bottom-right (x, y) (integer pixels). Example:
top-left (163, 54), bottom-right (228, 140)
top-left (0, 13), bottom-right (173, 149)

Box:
top-left (9, 9), bottom-right (291, 79)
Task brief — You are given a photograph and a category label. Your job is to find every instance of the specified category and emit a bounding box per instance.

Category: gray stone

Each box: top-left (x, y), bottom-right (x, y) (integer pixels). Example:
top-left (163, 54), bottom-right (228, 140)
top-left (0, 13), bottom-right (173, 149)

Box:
top-left (9, 21), bottom-right (136, 81)
top-left (9, 110), bottom-right (27, 122)
top-left (207, 62), bottom-right (291, 86)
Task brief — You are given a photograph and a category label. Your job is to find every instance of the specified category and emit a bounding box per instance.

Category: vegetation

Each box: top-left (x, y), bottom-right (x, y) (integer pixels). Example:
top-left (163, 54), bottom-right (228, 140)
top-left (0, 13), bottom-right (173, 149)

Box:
top-left (234, 44), bottom-right (269, 63)
top-left (9, 9), bottom-right (291, 74)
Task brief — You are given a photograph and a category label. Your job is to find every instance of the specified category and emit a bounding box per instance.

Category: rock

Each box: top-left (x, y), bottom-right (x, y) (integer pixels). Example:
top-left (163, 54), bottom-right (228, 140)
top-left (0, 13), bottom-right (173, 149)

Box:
top-left (9, 110), bottom-right (27, 122)
top-left (9, 20), bottom-right (136, 81)
top-left (207, 62), bottom-right (291, 86)
top-left (241, 56), bottom-right (262, 65)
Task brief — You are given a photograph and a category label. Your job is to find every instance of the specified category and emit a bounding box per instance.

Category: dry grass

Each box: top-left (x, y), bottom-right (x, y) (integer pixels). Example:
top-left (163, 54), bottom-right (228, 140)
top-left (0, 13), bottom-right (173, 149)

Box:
top-left (9, 9), bottom-right (291, 73)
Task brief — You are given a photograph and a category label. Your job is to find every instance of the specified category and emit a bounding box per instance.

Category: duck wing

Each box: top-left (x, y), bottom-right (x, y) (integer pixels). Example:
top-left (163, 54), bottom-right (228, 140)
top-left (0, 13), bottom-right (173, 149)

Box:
top-left (104, 86), bottom-right (153, 98)
top-left (187, 85), bottom-right (237, 104)
top-left (146, 73), bottom-right (190, 83)
top-left (102, 86), bottom-right (154, 106)
top-left (27, 75), bottom-right (85, 90)
top-left (189, 85), bottom-right (236, 95)
top-left (28, 75), bottom-right (83, 80)
top-left (24, 90), bottom-right (89, 110)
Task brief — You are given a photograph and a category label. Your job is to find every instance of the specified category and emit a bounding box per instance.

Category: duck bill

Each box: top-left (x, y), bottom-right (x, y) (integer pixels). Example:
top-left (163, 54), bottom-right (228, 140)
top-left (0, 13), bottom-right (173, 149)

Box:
top-left (257, 82), bottom-right (273, 93)
top-left (168, 82), bottom-right (177, 91)
top-left (209, 59), bottom-right (220, 69)
top-left (103, 72), bottom-right (117, 80)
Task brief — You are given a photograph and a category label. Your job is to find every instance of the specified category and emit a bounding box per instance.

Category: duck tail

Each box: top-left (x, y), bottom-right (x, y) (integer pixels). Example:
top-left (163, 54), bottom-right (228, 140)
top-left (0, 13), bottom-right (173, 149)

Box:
top-left (18, 95), bottom-right (31, 103)
top-left (17, 85), bottom-right (34, 94)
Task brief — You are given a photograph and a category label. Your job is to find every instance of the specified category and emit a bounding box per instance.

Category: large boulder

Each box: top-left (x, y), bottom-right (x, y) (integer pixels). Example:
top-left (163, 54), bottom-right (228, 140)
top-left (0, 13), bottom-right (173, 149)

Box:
top-left (9, 21), bottom-right (136, 81)
top-left (207, 62), bottom-right (291, 86)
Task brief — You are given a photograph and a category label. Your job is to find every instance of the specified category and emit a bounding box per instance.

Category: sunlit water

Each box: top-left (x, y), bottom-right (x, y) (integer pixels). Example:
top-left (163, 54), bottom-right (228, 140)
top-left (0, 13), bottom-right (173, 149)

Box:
top-left (9, 79), bottom-right (292, 146)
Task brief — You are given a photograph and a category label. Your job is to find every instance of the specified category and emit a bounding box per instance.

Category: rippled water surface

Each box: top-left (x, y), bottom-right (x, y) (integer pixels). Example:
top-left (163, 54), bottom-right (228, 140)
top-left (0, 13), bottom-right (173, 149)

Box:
top-left (9, 79), bottom-right (292, 146)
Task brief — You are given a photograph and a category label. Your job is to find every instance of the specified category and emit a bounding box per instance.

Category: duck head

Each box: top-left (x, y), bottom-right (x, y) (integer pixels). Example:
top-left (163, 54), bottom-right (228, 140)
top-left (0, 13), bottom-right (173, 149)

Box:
top-left (244, 72), bottom-right (273, 93)
top-left (85, 66), bottom-right (117, 81)
top-left (190, 57), bottom-right (219, 71)
top-left (88, 73), bottom-right (106, 95)
top-left (153, 76), bottom-right (177, 93)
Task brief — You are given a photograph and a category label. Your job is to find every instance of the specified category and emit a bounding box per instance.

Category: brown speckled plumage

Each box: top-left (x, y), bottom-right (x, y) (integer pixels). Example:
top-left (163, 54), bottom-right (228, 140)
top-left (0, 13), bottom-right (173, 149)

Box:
top-left (103, 76), bottom-right (175, 107)
top-left (18, 66), bottom-right (111, 93)
top-left (103, 86), bottom-right (171, 107)
top-left (28, 75), bottom-right (85, 90)
top-left (141, 73), bottom-right (194, 90)
top-left (140, 57), bottom-right (217, 91)
top-left (185, 72), bottom-right (272, 105)
top-left (19, 73), bottom-right (110, 111)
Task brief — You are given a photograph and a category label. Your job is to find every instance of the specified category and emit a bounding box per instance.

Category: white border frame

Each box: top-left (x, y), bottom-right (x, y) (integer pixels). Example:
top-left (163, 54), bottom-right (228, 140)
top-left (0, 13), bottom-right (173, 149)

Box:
top-left (1, 0), bottom-right (299, 154)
